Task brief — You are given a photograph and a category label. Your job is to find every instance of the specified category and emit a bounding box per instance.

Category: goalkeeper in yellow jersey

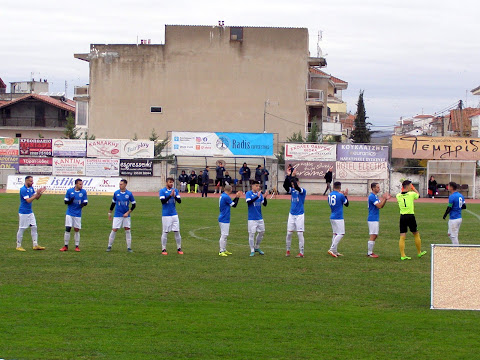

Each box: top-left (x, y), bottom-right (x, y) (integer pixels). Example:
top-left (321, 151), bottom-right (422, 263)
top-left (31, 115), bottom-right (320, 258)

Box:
top-left (396, 180), bottom-right (427, 260)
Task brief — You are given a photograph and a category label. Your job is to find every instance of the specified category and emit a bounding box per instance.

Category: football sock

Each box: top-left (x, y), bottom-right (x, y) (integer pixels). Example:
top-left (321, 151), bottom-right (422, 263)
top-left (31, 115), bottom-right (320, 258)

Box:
top-left (414, 232), bottom-right (422, 253)
top-left (368, 240), bottom-right (375, 255)
top-left (108, 230), bottom-right (116, 247)
top-left (64, 231), bottom-right (71, 245)
top-left (256, 231), bottom-right (264, 248)
top-left (161, 232), bottom-right (168, 249)
top-left (399, 235), bottom-right (406, 257)
top-left (74, 232), bottom-right (80, 246)
top-left (297, 232), bottom-right (305, 254)
top-left (187, 184), bottom-right (191, 192)
top-left (174, 232), bottom-right (182, 249)
top-left (449, 234), bottom-right (459, 245)
top-left (16, 228), bottom-right (26, 247)
top-left (286, 232), bottom-right (293, 251)
top-left (31, 226), bottom-right (38, 246)
top-left (125, 230), bottom-right (132, 248)
top-left (219, 234), bottom-right (227, 253)
top-left (248, 232), bottom-right (255, 252)
top-left (330, 234), bottom-right (344, 252)
top-left (195, 184), bottom-right (198, 192)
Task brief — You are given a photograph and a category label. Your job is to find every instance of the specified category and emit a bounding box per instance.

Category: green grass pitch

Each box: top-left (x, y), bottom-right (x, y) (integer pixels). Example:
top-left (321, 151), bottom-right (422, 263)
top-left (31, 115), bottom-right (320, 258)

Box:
top-left (1, 193), bottom-right (480, 359)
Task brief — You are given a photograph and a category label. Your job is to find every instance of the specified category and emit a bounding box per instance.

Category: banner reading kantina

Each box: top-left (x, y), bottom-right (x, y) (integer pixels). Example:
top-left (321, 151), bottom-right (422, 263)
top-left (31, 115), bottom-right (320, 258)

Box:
top-left (392, 136), bottom-right (480, 160)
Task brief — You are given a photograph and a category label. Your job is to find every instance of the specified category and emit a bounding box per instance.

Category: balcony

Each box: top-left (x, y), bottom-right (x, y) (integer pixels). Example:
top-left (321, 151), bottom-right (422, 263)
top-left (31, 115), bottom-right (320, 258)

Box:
top-left (306, 89), bottom-right (324, 106)
top-left (1, 117), bottom-right (67, 128)
top-left (73, 86), bottom-right (89, 100)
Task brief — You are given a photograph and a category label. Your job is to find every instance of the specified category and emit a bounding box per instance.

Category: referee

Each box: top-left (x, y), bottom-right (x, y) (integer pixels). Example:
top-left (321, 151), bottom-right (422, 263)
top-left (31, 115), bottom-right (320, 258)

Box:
top-left (396, 180), bottom-right (427, 260)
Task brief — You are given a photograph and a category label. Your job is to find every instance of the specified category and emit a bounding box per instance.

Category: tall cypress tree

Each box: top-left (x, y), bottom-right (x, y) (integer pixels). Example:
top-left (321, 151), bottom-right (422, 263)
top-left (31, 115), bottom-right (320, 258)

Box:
top-left (350, 90), bottom-right (372, 143)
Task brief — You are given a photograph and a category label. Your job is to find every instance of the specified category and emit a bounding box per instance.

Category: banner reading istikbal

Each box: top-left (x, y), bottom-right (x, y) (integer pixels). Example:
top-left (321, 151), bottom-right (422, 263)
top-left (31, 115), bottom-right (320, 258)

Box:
top-left (172, 132), bottom-right (274, 156)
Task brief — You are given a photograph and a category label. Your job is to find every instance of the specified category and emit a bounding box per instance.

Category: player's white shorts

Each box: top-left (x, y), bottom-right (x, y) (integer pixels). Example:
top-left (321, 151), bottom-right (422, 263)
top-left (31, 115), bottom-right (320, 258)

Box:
top-left (18, 213), bottom-right (36, 229)
top-left (248, 219), bottom-right (265, 233)
top-left (448, 218), bottom-right (462, 237)
top-left (112, 217), bottom-right (132, 229)
top-left (368, 221), bottom-right (379, 235)
top-left (287, 213), bottom-right (305, 232)
top-left (65, 215), bottom-right (82, 229)
top-left (219, 222), bottom-right (230, 236)
top-left (162, 215), bottom-right (180, 232)
top-left (330, 219), bottom-right (345, 235)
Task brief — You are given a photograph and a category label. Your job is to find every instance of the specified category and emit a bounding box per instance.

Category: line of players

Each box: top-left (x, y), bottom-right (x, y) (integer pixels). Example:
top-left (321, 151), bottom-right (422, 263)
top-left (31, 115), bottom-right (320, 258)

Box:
top-left (15, 175), bottom-right (466, 259)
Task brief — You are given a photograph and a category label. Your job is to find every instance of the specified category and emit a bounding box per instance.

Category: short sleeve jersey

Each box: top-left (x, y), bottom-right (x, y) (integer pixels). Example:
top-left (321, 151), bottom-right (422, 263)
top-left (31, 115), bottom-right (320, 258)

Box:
top-left (289, 187), bottom-right (306, 216)
top-left (218, 192), bottom-right (234, 223)
top-left (65, 188), bottom-right (88, 217)
top-left (367, 192), bottom-right (380, 221)
top-left (112, 190), bottom-right (136, 218)
top-left (19, 185), bottom-right (35, 214)
top-left (448, 192), bottom-right (465, 220)
top-left (328, 191), bottom-right (347, 220)
top-left (396, 191), bottom-right (419, 215)
top-left (246, 190), bottom-right (264, 220)
top-left (159, 187), bottom-right (180, 216)
top-left (216, 166), bottom-right (225, 178)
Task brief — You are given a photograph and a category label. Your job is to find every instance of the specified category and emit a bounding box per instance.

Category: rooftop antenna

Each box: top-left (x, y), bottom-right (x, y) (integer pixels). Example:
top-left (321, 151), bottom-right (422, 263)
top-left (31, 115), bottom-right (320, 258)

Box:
top-left (317, 30), bottom-right (323, 58)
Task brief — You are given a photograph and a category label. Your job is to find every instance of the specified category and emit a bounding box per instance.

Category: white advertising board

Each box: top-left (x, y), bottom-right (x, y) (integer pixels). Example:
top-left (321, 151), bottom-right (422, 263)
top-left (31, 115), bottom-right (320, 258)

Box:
top-left (52, 157), bottom-right (86, 176)
top-left (86, 158), bottom-right (120, 177)
top-left (7, 175), bottom-right (121, 195)
top-left (335, 161), bottom-right (388, 180)
top-left (120, 140), bottom-right (155, 159)
top-left (284, 143), bottom-right (336, 161)
top-left (87, 139), bottom-right (122, 158)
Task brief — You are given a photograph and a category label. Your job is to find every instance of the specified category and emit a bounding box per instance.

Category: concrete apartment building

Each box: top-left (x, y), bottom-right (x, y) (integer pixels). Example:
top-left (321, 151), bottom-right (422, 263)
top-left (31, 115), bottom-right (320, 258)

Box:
top-left (74, 25), bottom-right (335, 143)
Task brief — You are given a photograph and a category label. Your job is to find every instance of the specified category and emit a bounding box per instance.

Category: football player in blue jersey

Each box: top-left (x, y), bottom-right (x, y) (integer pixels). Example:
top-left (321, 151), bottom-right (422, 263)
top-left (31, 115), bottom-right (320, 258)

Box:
top-left (327, 181), bottom-right (349, 258)
top-left (218, 185), bottom-right (242, 256)
top-left (107, 179), bottom-right (136, 252)
top-left (245, 180), bottom-right (267, 256)
top-left (60, 179), bottom-right (88, 252)
top-left (366, 182), bottom-right (390, 258)
top-left (159, 177), bottom-right (183, 255)
top-left (16, 176), bottom-right (46, 251)
top-left (285, 177), bottom-right (307, 258)
top-left (443, 182), bottom-right (466, 245)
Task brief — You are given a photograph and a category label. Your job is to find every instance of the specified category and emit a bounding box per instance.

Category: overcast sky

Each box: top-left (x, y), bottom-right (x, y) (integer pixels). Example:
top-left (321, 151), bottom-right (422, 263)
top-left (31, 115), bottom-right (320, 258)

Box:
top-left (1, 0), bottom-right (479, 129)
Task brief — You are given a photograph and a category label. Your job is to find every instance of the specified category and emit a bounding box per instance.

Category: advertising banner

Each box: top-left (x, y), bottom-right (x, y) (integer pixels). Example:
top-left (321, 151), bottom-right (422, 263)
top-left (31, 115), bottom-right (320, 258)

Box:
top-left (392, 135), bottom-right (480, 160)
top-left (285, 143), bottom-right (336, 161)
top-left (18, 157), bottom-right (53, 174)
top-left (7, 175), bottom-right (121, 196)
top-left (336, 161), bottom-right (388, 180)
top-left (0, 137), bottom-right (19, 156)
top-left (86, 158), bottom-right (120, 177)
top-left (172, 132), bottom-right (274, 156)
top-left (53, 157), bottom-right (86, 176)
top-left (52, 139), bottom-right (87, 157)
top-left (0, 155), bottom-right (19, 171)
top-left (19, 139), bottom-right (52, 156)
top-left (120, 140), bottom-right (155, 159)
top-left (336, 144), bottom-right (389, 162)
top-left (87, 139), bottom-right (122, 158)
top-left (120, 159), bottom-right (153, 176)
top-left (290, 161), bottom-right (335, 179)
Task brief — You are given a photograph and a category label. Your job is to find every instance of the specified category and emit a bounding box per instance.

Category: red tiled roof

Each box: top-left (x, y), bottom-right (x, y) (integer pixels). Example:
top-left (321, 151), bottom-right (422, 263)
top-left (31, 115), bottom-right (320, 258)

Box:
top-left (309, 67), bottom-right (347, 84)
top-left (414, 114), bottom-right (434, 119)
top-left (0, 94), bottom-right (75, 112)
top-left (0, 77), bottom-right (6, 88)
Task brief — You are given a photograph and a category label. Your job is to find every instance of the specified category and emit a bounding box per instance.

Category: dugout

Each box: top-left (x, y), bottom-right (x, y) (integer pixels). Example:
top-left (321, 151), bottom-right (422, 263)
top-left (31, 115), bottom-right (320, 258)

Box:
top-left (172, 155), bottom-right (276, 193)
top-left (427, 160), bottom-right (476, 198)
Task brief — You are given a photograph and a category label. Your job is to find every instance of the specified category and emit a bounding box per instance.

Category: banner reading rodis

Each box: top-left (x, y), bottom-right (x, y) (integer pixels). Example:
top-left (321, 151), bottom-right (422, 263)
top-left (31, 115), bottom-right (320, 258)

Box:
top-left (392, 135), bottom-right (480, 160)
top-left (172, 132), bottom-right (273, 156)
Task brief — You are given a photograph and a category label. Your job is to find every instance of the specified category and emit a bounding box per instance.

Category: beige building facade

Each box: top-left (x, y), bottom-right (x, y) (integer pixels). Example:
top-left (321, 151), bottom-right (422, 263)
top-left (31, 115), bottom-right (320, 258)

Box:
top-left (75, 25), bottom-right (328, 143)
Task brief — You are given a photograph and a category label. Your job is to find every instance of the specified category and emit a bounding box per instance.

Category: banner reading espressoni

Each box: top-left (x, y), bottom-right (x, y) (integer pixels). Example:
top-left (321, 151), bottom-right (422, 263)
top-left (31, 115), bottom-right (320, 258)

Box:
top-left (172, 132), bottom-right (273, 156)
top-left (7, 175), bottom-right (121, 195)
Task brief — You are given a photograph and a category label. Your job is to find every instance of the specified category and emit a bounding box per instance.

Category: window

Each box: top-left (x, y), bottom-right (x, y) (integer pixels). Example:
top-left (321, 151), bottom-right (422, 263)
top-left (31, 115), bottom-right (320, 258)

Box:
top-left (5, 108), bottom-right (11, 118)
top-left (230, 27), bottom-right (243, 42)
top-left (151, 106), bottom-right (163, 113)
top-left (76, 101), bottom-right (88, 126)
top-left (16, 133), bottom-right (21, 138)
